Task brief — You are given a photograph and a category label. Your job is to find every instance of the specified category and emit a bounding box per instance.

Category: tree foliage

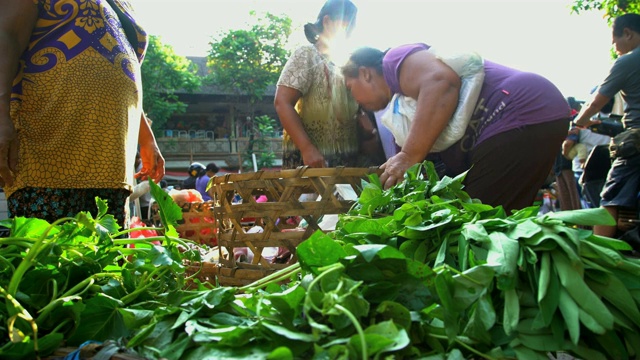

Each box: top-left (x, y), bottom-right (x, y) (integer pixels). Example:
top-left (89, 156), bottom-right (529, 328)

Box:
top-left (207, 11), bottom-right (292, 170)
top-left (206, 11), bottom-right (292, 104)
top-left (244, 115), bottom-right (277, 170)
top-left (141, 35), bottom-right (201, 133)
top-left (571, 0), bottom-right (640, 22)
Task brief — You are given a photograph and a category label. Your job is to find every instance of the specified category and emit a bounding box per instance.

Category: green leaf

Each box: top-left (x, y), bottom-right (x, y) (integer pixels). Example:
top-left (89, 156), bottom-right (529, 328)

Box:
top-left (267, 346), bottom-right (294, 360)
top-left (534, 258), bottom-right (560, 329)
top-left (10, 217), bottom-right (52, 239)
top-left (486, 232), bottom-right (519, 290)
top-left (461, 223), bottom-right (489, 242)
top-left (0, 332), bottom-right (64, 360)
top-left (503, 288), bottom-right (519, 335)
top-left (512, 345), bottom-right (552, 359)
top-left (434, 271), bottom-right (459, 339)
top-left (353, 244), bottom-right (405, 263)
top-left (265, 285), bottom-right (306, 324)
top-left (557, 287), bottom-right (580, 345)
top-left (545, 207), bottom-right (616, 226)
top-left (149, 179), bottom-right (182, 237)
top-left (159, 332), bottom-right (192, 360)
top-left (66, 294), bottom-right (127, 346)
top-left (127, 321), bottom-right (157, 348)
top-left (586, 234), bottom-right (633, 251)
top-left (594, 331), bottom-right (630, 359)
top-left (262, 322), bottom-right (317, 342)
top-left (349, 321), bottom-right (410, 358)
top-left (187, 322), bottom-right (254, 347)
top-left (462, 293), bottom-right (495, 344)
top-left (341, 217), bottom-right (393, 238)
top-left (451, 265), bottom-right (495, 311)
top-left (375, 301), bottom-right (412, 331)
top-left (181, 341), bottom-right (274, 359)
top-left (551, 250), bottom-right (614, 331)
top-left (585, 272), bottom-right (640, 328)
top-left (120, 308), bottom-right (155, 329)
top-left (297, 232), bottom-right (347, 273)
top-left (507, 219), bottom-right (541, 239)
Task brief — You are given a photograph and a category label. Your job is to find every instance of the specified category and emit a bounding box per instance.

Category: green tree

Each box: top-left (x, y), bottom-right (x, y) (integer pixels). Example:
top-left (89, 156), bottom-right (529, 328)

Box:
top-left (244, 115), bottom-right (278, 170)
top-left (207, 11), bottom-right (292, 170)
top-left (571, 0), bottom-right (639, 21)
top-left (141, 35), bottom-right (201, 134)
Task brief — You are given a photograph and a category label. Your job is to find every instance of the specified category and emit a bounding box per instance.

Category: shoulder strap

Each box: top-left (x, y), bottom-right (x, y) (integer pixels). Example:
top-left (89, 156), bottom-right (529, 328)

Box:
top-left (104, 0), bottom-right (139, 52)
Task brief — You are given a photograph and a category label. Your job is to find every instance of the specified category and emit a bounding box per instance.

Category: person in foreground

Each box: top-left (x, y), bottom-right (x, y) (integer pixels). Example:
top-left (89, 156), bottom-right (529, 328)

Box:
top-left (0, 0), bottom-right (164, 227)
top-left (342, 44), bottom-right (571, 213)
top-left (274, 0), bottom-right (380, 169)
top-left (573, 13), bottom-right (640, 238)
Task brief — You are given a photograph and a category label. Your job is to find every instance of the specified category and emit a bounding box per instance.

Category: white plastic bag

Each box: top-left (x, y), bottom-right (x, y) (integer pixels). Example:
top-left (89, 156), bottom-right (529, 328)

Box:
top-left (381, 49), bottom-right (485, 152)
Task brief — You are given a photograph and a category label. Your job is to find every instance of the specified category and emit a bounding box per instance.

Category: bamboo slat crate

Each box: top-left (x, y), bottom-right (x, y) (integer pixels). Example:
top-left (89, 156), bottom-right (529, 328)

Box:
top-left (175, 201), bottom-right (217, 246)
top-left (184, 260), bottom-right (219, 288)
top-left (209, 166), bottom-right (381, 286)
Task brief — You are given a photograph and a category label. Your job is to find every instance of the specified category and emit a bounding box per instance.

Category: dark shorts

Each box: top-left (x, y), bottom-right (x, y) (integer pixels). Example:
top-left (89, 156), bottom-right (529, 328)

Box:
top-left (600, 154), bottom-right (640, 208)
top-left (8, 187), bottom-right (131, 228)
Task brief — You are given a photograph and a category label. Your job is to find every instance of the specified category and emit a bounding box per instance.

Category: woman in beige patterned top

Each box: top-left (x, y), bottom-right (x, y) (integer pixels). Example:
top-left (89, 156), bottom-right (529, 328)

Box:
top-left (275, 0), bottom-right (370, 169)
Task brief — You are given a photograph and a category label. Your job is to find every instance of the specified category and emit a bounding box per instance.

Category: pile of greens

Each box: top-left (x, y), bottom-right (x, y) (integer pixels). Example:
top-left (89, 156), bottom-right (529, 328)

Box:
top-left (2, 162), bottom-right (639, 360)
top-left (0, 181), bottom-right (205, 359)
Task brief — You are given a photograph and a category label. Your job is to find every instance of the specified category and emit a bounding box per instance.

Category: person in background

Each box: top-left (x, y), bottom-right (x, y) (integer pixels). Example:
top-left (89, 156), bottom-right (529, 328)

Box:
top-left (342, 45), bottom-right (570, 213)
top-left (0, 0), bottom-right (164, 228)
top-left (573, 13), bottom-right (640, 238)
top-left (274, 0), bottom-right (379, 169)
top-left (181, 162), bottom-right (204, 190)
top-left (195, 162), bottom-right (219, 202)
top-left (130, 152), bottom-right (152, 220)
top-left (205, 162), bottom-right (219, 178)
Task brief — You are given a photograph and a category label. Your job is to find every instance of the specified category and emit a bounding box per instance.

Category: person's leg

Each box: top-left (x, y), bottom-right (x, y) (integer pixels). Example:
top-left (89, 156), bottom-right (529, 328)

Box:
top-left (594, 206), bottom-right (618, 237)
top-left (86, 188), bottom-right (130, 229)
top-left (463, 119), bottom-right (569, 213)
top-left (556, 169), bottom-right (582, 210)
top-left (9, 188), bottom-right (86, 224)
top-left (598, 154), bottom-right (640, 237)
top-left (9, 187), bottom-right (130, 228)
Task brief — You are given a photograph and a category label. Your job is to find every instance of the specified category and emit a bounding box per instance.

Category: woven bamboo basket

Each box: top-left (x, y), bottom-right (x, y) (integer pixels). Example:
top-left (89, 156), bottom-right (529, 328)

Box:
top-left (183, 260), bottom-right (219, 288)
top-left (209, 166), bottom-right (381, 287)
top-left (175, 201), bottom-right (218, 246)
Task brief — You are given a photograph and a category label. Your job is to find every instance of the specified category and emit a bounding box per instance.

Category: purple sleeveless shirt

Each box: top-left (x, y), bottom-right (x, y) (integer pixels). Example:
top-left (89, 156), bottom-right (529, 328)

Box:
top-left (382, 43), bottom-right (570, 148)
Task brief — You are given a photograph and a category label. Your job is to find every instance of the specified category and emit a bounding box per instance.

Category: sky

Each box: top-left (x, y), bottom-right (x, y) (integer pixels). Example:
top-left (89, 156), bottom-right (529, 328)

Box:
top-left (129, 0), bottom-right (615, 101)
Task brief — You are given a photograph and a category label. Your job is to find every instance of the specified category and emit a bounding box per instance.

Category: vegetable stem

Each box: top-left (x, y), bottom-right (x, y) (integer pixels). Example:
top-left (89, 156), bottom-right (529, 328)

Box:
top-left (335, 304), bottom-right (367, 360)
top-left (36, 273), bottom-right (119, 323)
top-left (0, 285), bottom-right (39, 357)
top-left (112, 226), bottom-right (165, 238)
top-left (7, 217), bottom-right (75, 296)
top-left (121, 268), bottom-right (168, 304)
top-left (240, 263), bottom-right (301, 292)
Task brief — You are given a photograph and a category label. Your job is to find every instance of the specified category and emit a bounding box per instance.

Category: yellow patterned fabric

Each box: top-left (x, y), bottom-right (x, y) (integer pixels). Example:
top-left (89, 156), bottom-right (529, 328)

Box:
top-left (6, 0), bottom-right (147, 198)
top-left (277, 45), bottom-right (360, 168)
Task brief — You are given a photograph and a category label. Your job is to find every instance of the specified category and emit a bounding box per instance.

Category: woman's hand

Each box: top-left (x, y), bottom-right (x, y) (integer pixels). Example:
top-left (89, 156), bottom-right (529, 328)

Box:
top-left (136, 142), bottom-right (165, 183)
top-left (301, 145), bottom-right (326, 168)
top-left (137, 114), bottom-right (165, 183)
top-left (379, 151), bottom-right (415, 189)
top-left (0, 120), bottom-right (18, 187)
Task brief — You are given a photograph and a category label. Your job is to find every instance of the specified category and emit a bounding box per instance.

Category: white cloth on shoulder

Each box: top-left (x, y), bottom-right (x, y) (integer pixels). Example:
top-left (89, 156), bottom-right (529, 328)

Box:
top-left (381, 48), bottom-right (485, 153)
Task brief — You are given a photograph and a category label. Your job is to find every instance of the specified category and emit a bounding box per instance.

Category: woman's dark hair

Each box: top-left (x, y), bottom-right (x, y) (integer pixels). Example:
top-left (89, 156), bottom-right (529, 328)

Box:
top-left (304, 0), bottom-right (358, 44)
top-left (612, 13), bottom-right (640, 37)
top-left (341, 47), bottom-right (385, 78)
